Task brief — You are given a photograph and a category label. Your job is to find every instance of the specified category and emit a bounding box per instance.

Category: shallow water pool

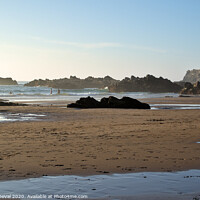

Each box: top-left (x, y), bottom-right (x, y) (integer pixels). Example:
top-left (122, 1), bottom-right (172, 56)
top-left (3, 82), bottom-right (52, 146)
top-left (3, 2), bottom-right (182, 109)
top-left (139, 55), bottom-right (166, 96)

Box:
top-left (151, 103), bottom-right (200, 110)
top-left (0, 113), bottom-right (46, 122)
top-left (0, 170), bottom-right (200, 200)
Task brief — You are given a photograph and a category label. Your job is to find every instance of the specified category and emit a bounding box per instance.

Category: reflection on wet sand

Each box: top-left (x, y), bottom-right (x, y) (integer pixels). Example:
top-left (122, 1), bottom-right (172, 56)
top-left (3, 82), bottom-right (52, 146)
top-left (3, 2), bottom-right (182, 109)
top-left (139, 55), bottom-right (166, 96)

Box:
top-left (0, 170), bottom-right (200, 200)
top-left (0, 113), bottom-right (46, 122)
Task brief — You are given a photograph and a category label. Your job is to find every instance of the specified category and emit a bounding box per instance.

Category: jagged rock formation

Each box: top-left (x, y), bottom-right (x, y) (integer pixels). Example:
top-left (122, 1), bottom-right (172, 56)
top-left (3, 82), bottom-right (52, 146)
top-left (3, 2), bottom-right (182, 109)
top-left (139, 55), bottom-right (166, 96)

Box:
top-left (0, 78), bottom-right (18, 85)
top-left (25, 76), bottom-right (118, 89)
top-left (180, 81), bottom-right (200, 95)
top-left (67, 96), bottom-right (150, 109)
top-left (108, 75), bottom-right (182, 93)
top-left (183, 69), bottom-right (200, 83)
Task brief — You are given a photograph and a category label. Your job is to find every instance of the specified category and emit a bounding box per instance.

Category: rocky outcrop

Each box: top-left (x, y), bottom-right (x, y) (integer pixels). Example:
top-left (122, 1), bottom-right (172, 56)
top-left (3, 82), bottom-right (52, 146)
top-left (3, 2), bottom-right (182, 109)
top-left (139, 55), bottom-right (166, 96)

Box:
top-left (67, 96), bottom-right (150, 109)
top-left (183, 69), bottom-right (200, 83)
top-left (68, 96), bottom-right (101, 108)
top-left (180, 81), bottom-right (200, 95)
top-left (25, 74), bottom-right (184, 93)
top-left (0, 100), bottom-right (25, 106)
top-left (25, 76), bottom-right (118, 89)
top-left (108, 75), bottom-right (182, 93)
top-left (0, 78), bottom-right (18, 85)
top-left (174, 81), bottom-right (186, 88)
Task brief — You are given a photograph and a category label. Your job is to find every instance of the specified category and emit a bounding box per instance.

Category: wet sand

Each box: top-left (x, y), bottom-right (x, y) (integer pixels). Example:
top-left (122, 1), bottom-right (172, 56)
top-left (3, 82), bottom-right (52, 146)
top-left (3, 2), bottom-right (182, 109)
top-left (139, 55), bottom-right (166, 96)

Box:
top-left (0, 97), bottom-right (200, 181)
top-left (0, 170), bottom-right (200, 200)
top-left (141, 96), bottom-right (200, 104)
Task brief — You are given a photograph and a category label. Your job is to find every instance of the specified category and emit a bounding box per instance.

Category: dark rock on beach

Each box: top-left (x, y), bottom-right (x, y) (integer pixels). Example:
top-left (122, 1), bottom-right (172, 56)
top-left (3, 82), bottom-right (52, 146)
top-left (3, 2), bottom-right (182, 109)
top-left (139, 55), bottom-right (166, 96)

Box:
top-left (67, 96), bottom-right (150, 109)
top-left (100, 96), bottom-right (150, 109)
top-left (68, 96), bottom-right (101, 108)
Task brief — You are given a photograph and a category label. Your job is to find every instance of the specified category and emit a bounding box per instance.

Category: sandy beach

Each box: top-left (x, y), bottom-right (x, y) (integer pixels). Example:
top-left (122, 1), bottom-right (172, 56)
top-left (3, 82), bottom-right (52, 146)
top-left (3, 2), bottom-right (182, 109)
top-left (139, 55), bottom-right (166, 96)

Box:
top-left (0, 97), bottom-right (200, 181)
top-left (2, 1), bottom-right (200, 198)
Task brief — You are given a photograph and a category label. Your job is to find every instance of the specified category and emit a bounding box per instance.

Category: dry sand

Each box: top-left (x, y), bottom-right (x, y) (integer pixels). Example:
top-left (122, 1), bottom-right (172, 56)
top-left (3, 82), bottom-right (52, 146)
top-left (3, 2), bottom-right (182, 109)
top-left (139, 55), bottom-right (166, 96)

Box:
top-left (0, 97), bottom-right (200, 181)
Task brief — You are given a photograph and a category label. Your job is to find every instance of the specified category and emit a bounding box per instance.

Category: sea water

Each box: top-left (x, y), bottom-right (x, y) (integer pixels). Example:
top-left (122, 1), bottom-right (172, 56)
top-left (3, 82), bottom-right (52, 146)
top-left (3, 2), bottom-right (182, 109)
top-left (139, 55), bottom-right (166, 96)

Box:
top-left (0, 113), bottom-right (46, 122)
top-left (0, 170), bottom-right (200, 200)
top-left (1, 83), bottom-right (200, 110)
top-left (0, 82), bottom-right (179, 103)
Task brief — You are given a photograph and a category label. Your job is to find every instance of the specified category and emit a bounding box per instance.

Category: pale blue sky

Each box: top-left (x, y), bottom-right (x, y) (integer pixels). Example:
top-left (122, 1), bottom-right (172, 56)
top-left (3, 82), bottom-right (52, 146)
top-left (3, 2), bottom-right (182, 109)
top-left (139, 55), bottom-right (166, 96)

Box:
top-left (0, 0), bottom-right (200, 81)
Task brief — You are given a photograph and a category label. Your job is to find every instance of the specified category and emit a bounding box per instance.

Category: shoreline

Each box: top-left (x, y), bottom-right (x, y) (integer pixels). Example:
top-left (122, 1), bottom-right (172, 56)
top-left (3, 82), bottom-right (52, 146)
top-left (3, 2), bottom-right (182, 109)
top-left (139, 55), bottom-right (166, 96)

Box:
top-left (0, 170), bottom-right (200, 200)
top-left (4, 95), bottom-right (200, 106)
top-left (0, 97), bottom-right (200, 181)
top-left (1, 167), bottom-right (200, 182)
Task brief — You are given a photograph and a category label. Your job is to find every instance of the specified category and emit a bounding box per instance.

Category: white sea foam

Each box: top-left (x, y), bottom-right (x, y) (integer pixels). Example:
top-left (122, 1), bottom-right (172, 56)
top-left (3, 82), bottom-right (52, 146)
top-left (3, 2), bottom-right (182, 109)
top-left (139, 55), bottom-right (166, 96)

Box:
top-left (0, 84), bottom-right (179, 103)
top-left (2, 84), bottom-right (200, 110)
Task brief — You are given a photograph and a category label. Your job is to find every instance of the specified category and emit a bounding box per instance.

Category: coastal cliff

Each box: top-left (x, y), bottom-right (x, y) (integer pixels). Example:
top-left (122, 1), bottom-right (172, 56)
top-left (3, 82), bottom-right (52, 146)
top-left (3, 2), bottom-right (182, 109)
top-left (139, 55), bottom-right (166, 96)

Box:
top-left (0, 77), bottom-right (18, 85)
top-left (108, 75), bottom-right (182, 93)
top-left (183, 69), bottom-right (200, 83)
top-left (25, 76), bottom-right (118, 89)
top-left (180, 81), bottom-right (200, 95)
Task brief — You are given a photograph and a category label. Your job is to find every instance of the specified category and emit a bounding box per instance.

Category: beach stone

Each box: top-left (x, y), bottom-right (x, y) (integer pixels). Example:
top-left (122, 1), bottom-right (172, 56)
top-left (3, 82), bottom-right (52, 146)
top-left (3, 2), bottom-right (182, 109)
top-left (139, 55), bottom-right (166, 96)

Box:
top-left (67, 96), bottom-right (150, 109)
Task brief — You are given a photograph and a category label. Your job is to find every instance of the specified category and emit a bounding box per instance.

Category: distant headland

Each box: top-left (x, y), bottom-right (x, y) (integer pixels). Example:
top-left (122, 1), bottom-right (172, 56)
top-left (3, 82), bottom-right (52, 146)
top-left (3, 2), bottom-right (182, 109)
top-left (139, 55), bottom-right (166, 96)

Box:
top-left (25, 74), bottom-right (182, 93)
top-left (108, 75), bottom-right (182, 93)
top-left (3, 69), bottom-right (200, 94)
top-left (0, 77), bottom-right (18, 85)
top-left (24, 76), bottom-right (118, 89)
